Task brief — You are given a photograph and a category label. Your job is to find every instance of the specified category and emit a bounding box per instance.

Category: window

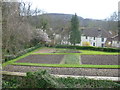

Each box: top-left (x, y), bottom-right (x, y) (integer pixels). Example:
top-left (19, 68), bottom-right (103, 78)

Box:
top-left (86, 36), bottom-right (88, 39)
top-left (94, 37), bottom-right (95, 40)
top-left (101, 44), bottom-right (104, 47)
top-left (93, 43), bottom-right (95, 46)
top-left (102, 38), bottom-right (104, 42)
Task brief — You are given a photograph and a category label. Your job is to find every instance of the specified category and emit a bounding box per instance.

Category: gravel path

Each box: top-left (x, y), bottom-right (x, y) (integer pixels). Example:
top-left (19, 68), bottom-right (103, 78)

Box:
top-left (3, 65), bottom-right (119, 77)
top-left (81, 55), bottom-right (119, 65)
top-left (16, 55), bottom-right (64, 64)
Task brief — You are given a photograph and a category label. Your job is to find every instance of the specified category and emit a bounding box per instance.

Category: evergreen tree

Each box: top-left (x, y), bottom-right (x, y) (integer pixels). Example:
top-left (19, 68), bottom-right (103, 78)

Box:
top-left (70, 13), bottom-right (81, 45)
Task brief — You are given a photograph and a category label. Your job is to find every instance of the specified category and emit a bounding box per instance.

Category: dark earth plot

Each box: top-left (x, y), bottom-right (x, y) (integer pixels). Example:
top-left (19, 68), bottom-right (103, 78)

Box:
top-left (16, 55), bottom-right (64, 64)
top-left (81, 55), bottom-right (119, 65)
top-left (16, 54), bottom-right (119, 65)
top-left (3, 65), bottom-right (119, 77)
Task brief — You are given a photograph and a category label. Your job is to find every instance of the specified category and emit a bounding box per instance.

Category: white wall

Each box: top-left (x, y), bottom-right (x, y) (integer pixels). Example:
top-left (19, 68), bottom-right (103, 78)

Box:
top-left (112, 41), bottom-right (120, 48)
top-left (60, 35), bottom-right (108, 47)
top-left (81, 36), bottom-right (107, 47)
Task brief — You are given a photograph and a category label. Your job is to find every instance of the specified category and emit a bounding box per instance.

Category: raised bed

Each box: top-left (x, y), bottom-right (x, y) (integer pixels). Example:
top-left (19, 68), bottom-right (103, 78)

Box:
top-left (3, 65), bottom-right (119, 77)
top-left (15, 55), bottom-right (119, 65)
top-left (33, 48), bottom-right (56, 53)
top-left (16, 54), bottom-right (64, 64)
top-left (53, 49), bottom-right (81, 53)
top-left (81, 55), bottom-right (119, 65)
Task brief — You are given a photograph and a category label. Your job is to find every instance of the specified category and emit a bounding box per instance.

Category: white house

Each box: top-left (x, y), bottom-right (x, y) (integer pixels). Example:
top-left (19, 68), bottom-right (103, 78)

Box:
top-left (80, 28), bottom-right (112, 47)
top-left (60, 28), bottom-right (113, 47)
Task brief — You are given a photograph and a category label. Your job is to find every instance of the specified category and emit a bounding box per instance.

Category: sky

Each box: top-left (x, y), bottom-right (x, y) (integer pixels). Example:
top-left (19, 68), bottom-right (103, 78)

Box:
top-left (24, 0), bottom-right (119, 20)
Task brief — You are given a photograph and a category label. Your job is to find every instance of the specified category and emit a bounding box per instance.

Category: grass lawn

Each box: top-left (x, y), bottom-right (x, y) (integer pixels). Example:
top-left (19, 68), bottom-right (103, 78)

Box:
top-left (80, 50), bottom-right (120, 55)
top-left (11, 62), bottom-right (120, 69)
top-left (60, 54), bottom-right (81, 64)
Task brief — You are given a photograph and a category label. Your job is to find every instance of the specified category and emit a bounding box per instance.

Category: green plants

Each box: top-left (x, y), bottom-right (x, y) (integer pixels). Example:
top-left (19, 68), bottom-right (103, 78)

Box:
top-left (24, 70), bottom-right (65, 88)
top-left (57, 76), bottom-right (120, 88)
top-left (31, 47), bottom-right (119, 55)
top-left (2, 70), bottom-right (120, 88)
top-left (3, 47), bottom-right (119, 68)
top-left (2, 47), bottom-right (43, 67)
top-left (60, 54), bottom-right (81, 64)
top-left (3, 44), bottom-right (42, 63)
top-left (11, 63), bottom-right (120, 69)
top-left (55, 45), bottom-right (120, 52)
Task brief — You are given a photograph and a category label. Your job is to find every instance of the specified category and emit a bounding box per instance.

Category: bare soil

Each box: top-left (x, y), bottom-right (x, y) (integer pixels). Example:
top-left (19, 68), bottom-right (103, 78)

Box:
top-left (16, 55), bottom-right (64, 64)
top-left (34, 48), bottom-right (56, 53)
top-left (34, 48), bottom-right (81, 53)
top-left (3, 65), bottom-right (119, 77)
top-left (16, 54), bottom-right (119, 65)
top-left (81, 55), bottom-right (119, 65)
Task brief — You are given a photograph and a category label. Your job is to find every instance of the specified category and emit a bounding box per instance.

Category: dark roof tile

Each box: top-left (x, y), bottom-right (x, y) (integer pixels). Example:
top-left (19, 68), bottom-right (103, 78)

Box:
top-left (82, 28), bottom-right (112, 38)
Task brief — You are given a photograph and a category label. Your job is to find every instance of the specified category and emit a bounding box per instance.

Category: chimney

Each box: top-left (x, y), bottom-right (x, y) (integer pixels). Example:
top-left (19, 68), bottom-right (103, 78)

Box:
top-left (98, 28), bottom-right (102, 37)
top-left (81, 27), bottom-right (85, 35)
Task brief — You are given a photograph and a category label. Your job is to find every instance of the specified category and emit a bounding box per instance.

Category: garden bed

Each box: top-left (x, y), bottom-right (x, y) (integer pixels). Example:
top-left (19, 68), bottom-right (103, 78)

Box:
top-left (3, 65), bottom-right (119, 77)
top-left (81, 55), bottom-right (119, 65)
top-left (33, 48), bottom-right (56, 53)
top-left (15, 55), bottom-right (119, 65)
top-left (53, 49), bottom-right (81, 53)
top-left (16, 55), bottom-right (64, 64)
top-left (33, 48), bottom-right (81, 54)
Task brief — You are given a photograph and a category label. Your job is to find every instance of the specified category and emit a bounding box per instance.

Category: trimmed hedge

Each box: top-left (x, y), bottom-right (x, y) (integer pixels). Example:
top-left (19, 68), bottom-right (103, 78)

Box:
top-left (3, 44), bottom-right (42, 63)
top-left (54, 45), bottom-right (120, 52)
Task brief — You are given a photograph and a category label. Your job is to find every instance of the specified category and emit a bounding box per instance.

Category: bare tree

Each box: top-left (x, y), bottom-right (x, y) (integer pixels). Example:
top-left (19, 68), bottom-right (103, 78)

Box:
top-left (106, 11), bottom-right (118, 34)
top-left (2, 1), bottom-right (34, 60)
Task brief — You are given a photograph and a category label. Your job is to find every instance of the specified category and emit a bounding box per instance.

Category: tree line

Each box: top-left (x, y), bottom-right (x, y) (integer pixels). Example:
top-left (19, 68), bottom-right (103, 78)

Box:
top-left (2, 1), bottom-right (50, 61)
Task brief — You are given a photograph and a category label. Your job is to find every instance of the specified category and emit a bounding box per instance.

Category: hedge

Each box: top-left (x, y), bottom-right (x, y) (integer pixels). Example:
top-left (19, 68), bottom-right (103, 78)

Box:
top-left (54, 45), bottom-right (120, 52)
top-left (3, 44), bottom-right (42, 63)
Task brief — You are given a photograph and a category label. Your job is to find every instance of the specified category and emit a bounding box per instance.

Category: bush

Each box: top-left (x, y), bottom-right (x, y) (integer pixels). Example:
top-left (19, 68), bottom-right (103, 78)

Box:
top-left (82, 41), bottom-right (91, 46)
top-left (54, 45), bottom-right (120, 52)
top-left (2, 70), bottom-right (120, 88)
top-left (3, 44), bottom-right (41, 63)
top-left (2, 70), bottom-right (65, 88)
top-left (24, 70), bottom-right (65, 88)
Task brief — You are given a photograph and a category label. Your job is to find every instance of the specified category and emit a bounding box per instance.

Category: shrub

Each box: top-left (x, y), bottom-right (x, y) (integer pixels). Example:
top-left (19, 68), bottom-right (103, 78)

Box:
top-left (54, 45), bottom-right (120, 52)
top-left (24, 70), bottom-right (65, 88)
top-left (2, 70), bottom-right (120, 88)
top-left (3, 44), bottom-right (41, 63)
top-left (82, 41), bottom-right (91, 46)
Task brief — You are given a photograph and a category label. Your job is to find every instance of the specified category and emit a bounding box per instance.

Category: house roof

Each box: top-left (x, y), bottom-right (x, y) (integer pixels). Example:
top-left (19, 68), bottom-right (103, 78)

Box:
top-left (82, 28), bottom-right (113, 38)
top-left (111, 34), bottom-right (119, 41)
top-left (106, 34), bottom-right (120, 42)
